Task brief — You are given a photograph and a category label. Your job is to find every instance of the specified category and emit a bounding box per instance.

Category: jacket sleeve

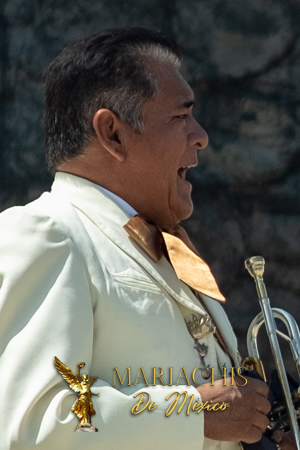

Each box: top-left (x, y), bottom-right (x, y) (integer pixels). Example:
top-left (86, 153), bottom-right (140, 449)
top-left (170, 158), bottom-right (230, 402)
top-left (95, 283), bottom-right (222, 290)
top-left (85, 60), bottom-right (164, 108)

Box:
top-left (0, 206), bottom-right (205, 450)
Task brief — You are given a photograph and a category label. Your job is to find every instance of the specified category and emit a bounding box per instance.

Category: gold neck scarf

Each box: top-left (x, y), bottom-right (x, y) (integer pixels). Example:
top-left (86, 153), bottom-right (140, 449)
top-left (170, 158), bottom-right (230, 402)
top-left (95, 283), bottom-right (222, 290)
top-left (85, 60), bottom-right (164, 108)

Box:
top-left (124, 215), bottom-right (225, 303)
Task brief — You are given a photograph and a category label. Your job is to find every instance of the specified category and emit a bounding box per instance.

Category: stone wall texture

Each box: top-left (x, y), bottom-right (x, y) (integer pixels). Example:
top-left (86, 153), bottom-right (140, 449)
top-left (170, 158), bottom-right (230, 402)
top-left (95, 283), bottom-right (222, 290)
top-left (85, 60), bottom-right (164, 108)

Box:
top-left (1, 0), bottom-right (300, 376)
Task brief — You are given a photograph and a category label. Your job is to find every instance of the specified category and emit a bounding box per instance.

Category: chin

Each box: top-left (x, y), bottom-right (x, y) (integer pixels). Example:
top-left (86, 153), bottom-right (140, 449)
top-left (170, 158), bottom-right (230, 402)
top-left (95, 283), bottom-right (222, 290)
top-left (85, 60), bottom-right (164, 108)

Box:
top-left (173, 200), bottom-right (194, 224)
top-left (179, 207), bottom-right (193, 222)
top-left (154, 196), bottom-right (193, 230)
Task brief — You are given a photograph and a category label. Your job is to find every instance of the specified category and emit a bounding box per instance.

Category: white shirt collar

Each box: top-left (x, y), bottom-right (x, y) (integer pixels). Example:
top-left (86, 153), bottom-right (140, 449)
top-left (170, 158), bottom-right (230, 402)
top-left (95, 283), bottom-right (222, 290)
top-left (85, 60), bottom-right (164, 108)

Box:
top-left (95, 185), bottom-right (137, 218)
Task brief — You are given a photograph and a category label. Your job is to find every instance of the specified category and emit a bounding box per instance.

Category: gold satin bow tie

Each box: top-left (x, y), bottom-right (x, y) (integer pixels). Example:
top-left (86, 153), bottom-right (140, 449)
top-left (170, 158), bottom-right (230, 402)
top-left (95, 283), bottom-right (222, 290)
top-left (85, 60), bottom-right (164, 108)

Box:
top-left (123, 215), bottom-right (225, 302)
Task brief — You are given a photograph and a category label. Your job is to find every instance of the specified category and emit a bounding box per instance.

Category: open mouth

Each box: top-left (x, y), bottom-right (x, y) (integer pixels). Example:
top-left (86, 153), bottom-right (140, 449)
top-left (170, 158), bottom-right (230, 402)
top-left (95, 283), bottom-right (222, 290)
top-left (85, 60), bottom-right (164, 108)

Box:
top-left (177, 167), bottom-right (188, 179)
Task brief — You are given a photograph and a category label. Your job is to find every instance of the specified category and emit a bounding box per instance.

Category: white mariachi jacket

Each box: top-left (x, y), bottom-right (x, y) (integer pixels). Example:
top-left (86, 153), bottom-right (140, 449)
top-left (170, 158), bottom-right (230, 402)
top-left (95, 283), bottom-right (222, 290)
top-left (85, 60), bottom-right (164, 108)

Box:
top-left (0, 172), bottom-right (241, 450)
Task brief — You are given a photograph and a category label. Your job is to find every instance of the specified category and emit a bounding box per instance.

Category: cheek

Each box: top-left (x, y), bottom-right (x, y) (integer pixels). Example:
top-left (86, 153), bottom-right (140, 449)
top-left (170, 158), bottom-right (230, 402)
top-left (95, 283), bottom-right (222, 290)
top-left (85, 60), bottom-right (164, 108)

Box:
top-left (149, 169), bottom-right (175, 204)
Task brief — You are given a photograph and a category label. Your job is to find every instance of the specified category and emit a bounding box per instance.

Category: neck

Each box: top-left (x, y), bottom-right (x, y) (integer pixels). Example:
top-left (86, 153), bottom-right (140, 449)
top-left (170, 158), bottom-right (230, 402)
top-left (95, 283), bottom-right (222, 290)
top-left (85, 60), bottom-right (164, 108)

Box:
top-left (57, 158), bottom-right (180, 230)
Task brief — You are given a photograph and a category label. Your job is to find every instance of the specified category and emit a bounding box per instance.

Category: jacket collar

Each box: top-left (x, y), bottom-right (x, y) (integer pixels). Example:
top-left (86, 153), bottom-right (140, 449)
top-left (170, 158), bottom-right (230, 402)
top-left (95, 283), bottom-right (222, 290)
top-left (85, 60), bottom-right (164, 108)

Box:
top-left (50, 170), bottom-right (239, 367)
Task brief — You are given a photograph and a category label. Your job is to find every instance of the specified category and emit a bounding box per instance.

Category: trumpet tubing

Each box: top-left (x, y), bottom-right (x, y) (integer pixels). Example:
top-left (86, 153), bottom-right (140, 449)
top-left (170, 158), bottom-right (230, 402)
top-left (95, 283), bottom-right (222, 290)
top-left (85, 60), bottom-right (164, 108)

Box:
top-left (244, 256), bottom-right (300, 449)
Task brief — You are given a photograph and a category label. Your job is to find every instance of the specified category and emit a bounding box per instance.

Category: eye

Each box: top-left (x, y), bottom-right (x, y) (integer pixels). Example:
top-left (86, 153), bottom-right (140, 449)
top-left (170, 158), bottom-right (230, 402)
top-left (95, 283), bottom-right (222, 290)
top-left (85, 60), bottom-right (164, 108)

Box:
top-left (175, 114), bottom-right (188, 120)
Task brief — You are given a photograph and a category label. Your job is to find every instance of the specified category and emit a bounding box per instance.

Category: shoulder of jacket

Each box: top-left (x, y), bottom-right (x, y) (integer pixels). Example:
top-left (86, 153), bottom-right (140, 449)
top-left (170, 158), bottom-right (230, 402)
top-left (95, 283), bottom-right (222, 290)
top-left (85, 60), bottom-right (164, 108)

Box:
top-left (0, 197), bottom-right (67, 242)
top-left (0, 192), bottom-right (105, 279)
top-left (0, 192), bottom-right (87, 255)
top-left (30, 191), bottom-right (106, 284)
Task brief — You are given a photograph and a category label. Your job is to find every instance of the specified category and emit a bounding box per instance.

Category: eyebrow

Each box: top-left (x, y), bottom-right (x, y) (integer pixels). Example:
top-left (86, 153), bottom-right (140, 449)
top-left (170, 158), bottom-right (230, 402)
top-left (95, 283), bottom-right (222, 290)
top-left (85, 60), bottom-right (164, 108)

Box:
top-left (178, 100), bottom-right (195, 109)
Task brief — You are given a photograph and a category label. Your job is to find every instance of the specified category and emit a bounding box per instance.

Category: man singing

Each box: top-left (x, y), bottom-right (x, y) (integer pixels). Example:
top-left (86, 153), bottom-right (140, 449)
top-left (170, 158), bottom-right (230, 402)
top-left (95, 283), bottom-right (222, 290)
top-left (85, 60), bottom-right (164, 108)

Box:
top-left (0, 28), bottom-right (285, 449)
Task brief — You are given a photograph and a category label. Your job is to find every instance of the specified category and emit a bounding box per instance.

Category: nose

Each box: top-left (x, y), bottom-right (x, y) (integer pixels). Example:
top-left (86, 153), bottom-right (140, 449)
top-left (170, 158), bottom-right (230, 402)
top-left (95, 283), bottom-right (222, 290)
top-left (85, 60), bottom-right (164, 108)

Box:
top-left (188, 118), bottom-right (209, 150)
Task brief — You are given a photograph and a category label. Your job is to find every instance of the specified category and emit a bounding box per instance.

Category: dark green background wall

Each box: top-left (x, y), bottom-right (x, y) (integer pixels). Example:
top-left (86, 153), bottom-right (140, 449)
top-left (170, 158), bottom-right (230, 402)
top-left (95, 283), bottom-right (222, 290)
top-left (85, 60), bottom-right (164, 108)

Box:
top-left (1, 0), bottom-right (300, 375)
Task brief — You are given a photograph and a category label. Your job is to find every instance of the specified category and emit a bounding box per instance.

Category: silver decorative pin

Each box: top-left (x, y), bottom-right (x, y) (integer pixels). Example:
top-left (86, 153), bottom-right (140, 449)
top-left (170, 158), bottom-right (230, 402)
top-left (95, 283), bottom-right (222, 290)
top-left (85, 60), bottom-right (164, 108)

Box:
top-left (186, 314), bottom-right (216, 340)
top-left (185, 314), bottom-right (216, 380)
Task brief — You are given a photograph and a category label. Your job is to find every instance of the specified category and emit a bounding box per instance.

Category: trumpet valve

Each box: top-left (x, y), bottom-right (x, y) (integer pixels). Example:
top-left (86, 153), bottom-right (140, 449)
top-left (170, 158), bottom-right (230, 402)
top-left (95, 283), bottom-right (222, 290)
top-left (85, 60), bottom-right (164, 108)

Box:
top-left (242, 356), bottom-right (267, 382)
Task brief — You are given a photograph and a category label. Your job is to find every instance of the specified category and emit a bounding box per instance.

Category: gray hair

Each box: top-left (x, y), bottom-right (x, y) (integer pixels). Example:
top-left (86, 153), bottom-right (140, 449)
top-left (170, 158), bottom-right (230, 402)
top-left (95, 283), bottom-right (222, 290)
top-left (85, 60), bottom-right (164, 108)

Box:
top-left (86, 43), bottom-right (181, 134)
top-left (44, 29), bottom-right (182, 172)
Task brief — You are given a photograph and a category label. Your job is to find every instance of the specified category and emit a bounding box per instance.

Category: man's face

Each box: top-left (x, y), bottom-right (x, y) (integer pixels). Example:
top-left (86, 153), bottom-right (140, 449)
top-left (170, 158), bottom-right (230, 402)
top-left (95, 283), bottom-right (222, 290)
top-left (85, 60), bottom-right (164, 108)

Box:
top-left (124, 61), bottom-right (209, 229)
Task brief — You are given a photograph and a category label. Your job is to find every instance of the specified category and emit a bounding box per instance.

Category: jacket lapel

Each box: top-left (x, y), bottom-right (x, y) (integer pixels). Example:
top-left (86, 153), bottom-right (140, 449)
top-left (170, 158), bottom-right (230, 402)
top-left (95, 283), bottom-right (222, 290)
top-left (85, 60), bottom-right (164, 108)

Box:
top-left (199, 292), bottom-right (239, 366)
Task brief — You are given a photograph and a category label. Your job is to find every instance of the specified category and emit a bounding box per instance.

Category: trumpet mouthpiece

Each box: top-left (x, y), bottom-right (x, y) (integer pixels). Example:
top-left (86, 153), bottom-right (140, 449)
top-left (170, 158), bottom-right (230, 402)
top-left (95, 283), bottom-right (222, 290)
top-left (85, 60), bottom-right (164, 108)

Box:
top-left (245, 256), bottom-right (265, 278)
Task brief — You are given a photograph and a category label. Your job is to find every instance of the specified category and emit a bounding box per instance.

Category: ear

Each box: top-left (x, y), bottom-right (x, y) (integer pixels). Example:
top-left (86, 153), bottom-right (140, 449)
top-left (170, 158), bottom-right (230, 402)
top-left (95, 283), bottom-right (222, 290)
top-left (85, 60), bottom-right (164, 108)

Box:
top-left (92, 109), bottom-right (125, 162)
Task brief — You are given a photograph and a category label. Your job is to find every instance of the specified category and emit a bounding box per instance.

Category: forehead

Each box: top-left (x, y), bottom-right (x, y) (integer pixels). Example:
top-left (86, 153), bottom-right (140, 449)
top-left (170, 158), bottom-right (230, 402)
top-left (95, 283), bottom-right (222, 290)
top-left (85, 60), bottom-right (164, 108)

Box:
top-left (149, 61), bottom-right (194, 106)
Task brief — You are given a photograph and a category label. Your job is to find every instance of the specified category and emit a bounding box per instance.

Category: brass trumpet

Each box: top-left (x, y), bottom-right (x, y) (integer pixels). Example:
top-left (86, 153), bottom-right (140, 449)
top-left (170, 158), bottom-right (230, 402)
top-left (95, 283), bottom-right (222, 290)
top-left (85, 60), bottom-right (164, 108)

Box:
top-left (243, 256), bottom-right (300, 449)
